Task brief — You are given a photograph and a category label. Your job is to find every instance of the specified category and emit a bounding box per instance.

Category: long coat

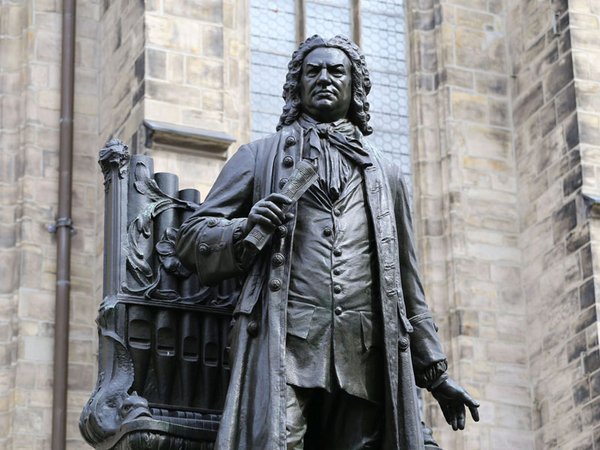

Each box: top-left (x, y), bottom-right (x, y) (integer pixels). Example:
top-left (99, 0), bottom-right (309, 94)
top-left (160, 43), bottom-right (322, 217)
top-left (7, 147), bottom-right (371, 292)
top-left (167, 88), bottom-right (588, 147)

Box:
top-left (177, 122), bottom-right (447, 450)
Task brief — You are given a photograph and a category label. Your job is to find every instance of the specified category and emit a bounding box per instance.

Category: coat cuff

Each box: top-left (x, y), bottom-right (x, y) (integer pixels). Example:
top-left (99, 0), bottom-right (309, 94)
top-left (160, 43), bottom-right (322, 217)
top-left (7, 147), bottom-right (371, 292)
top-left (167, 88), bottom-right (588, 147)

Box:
top-left (427, 370), bottom-right (449, 391)
top-left (181, 217), bottom-right (249, 285)
top-left (409, 312), bottom-right (448, 388)
top-left (232, 219), bottom-right (258, 270)
top-left (421, 361), bottom-right (448, 390)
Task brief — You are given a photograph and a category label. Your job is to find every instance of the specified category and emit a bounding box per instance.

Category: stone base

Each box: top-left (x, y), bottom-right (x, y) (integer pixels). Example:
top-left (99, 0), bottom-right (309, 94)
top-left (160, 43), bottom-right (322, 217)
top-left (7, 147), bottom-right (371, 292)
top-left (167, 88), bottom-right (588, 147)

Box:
top-left (96, 418), bottom-right (217, 450)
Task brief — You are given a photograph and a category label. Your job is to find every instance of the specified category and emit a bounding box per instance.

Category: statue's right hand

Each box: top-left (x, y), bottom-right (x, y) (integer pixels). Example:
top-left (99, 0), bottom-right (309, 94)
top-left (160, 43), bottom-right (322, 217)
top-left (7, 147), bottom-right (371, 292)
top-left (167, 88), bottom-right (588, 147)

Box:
top-left (245, 193), bottom-right (293, 234)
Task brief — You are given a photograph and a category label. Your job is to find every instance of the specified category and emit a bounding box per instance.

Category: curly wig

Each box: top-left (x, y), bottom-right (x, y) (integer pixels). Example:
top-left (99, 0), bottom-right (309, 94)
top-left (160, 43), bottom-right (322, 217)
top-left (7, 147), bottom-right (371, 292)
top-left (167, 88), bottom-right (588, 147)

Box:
top-left (276, 35), bottom-right (373, 135)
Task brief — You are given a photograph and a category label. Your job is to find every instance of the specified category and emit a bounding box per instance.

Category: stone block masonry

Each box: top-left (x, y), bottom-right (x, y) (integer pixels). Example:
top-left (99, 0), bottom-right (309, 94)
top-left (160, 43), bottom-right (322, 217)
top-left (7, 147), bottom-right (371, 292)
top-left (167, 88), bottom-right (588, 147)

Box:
top-left (508, 0), bottom-right (600, 447)
top-left (0, 0), bottom-right (104, 448)
top-left (2, 0), bottom-right (600, 448)
top-left (408, 0), bottom-right (600, 448)
top-left (144, 0), bottom-right (250, 195)
top-left (0, 1), bottom-right (250, 448)
top-left (407, 0), bottom-right (529, 447)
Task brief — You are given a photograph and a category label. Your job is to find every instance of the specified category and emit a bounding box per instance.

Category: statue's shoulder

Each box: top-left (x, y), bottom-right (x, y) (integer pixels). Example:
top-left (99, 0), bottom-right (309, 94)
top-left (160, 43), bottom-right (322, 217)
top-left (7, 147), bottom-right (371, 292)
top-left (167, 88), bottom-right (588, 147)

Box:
top-left (246, 133), bottom-right (278, 151)
top-left (245, 125), bottom-right (298, 152)
top-left (362, 138), bottom-right (402, 178)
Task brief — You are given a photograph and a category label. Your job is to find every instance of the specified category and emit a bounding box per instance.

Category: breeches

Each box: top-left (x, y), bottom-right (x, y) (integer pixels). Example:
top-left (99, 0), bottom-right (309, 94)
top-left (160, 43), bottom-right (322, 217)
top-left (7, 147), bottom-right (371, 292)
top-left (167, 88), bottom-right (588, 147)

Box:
top-left (286, 384), bottom-right (383, 450)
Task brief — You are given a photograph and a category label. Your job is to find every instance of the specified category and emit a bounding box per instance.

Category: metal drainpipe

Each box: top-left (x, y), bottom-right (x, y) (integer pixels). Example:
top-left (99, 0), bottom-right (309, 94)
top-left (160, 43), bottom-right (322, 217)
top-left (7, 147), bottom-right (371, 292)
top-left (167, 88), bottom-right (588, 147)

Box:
top-left (51, 0), bottom-right (76, 448)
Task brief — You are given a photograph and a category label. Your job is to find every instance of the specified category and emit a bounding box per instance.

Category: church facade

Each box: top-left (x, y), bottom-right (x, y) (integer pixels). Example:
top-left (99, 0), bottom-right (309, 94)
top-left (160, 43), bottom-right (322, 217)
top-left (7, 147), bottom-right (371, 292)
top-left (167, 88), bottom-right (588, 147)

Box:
top-left (0, 0), bottom-right (599, 448)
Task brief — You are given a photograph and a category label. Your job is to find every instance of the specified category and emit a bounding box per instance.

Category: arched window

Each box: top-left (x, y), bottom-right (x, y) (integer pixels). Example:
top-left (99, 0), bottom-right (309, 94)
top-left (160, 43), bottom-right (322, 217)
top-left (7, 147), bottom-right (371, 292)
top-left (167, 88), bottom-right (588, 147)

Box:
top-left (250, 0), bottom-right (411, 187)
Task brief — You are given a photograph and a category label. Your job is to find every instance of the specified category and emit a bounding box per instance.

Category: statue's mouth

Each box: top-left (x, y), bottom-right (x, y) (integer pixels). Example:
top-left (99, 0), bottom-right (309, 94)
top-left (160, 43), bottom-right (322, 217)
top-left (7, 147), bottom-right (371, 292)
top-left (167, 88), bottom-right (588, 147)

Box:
top-left (121, 405), bottom-right (152, 424)
top-left (314, 90), bottom-right (335, 99)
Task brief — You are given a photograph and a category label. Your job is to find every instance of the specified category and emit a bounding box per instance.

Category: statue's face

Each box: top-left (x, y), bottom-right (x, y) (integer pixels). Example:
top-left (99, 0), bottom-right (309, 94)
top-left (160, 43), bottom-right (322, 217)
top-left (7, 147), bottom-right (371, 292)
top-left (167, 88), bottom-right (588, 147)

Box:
top-left (300, 47), bottom-right (352, 123)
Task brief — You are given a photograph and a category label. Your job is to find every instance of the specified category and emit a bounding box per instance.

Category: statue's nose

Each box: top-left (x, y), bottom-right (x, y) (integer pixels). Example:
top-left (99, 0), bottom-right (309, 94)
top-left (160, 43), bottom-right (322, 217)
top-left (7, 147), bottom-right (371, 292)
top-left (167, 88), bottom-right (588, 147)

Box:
top-left (317, 68), bottom-right (330, 84)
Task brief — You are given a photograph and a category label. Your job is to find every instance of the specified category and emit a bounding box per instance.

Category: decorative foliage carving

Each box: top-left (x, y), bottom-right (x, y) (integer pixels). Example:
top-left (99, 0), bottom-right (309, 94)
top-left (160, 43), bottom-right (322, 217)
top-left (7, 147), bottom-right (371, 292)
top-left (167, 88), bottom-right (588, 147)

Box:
top-left (84, 143), bottom-right (238, 449)
top-left (123, 160), bottom-right (197, 299)
top-left (79, 297), bottom-right (152, 446)
top-left (99, 139), bottom-right (130, 191)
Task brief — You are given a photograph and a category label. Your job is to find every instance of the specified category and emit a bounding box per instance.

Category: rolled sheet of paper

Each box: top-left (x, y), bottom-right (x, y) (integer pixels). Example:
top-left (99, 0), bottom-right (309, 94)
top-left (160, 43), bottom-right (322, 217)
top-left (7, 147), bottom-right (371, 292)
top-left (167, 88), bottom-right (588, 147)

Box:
top-left (243, 159), bottom-right (318, 252)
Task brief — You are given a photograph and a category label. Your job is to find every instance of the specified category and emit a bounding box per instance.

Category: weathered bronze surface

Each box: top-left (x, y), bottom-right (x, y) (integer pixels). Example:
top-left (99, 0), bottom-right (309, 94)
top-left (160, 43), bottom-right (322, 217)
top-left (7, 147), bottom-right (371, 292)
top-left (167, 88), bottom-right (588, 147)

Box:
top-left (82, 35), bottom-right (478, 450)
top-left (176, 35), bottom-right (479, 449)
top-left (80, 139), bottom-right (239, 449)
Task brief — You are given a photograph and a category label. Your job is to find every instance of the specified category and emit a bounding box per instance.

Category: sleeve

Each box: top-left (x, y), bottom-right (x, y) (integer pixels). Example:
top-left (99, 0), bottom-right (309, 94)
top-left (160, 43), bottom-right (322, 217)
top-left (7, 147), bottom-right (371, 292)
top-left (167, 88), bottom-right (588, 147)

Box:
top-left (176, 145), bottom-right (258, 286)
top-left (392, 166), bottom-right (448, 389)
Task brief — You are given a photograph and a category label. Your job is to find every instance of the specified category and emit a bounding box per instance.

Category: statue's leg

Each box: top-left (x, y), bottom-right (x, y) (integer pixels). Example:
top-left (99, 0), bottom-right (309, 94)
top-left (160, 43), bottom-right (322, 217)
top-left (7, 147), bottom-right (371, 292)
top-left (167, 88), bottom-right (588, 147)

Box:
top-left (316, 389), bottom-right (382, 450)
top-left (286, 384), bottom-right (311, 450)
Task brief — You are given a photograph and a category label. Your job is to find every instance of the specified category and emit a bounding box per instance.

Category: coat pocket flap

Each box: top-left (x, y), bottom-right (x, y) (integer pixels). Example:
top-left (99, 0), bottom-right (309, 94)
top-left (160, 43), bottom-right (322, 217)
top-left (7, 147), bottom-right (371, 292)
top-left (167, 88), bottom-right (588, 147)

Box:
top-left (360, 312), bottom-right (381, 352)
top-left (360, 312), bottom-right (376, 351)
top-left (286, 301), bottom-right (315, 340)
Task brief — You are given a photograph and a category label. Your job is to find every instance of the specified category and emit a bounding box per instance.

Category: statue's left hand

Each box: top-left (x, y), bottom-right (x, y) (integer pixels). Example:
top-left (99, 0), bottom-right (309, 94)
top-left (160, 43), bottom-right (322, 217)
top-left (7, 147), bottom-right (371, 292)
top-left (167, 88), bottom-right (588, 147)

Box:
top-left (431, 377), bottom-right (480, 430)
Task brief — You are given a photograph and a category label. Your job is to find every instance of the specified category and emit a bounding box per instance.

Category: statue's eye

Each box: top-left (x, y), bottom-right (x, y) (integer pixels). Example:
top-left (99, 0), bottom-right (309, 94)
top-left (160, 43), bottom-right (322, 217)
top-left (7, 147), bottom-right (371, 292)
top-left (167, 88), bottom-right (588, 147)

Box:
top-left (329, 67), bottom-right (345, 77)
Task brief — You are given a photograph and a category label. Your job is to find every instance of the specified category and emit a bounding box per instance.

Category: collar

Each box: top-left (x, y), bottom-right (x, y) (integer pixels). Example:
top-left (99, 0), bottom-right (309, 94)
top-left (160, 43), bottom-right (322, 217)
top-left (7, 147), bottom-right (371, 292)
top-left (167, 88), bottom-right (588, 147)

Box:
top-left (297, 114), bottom-right (356, 136)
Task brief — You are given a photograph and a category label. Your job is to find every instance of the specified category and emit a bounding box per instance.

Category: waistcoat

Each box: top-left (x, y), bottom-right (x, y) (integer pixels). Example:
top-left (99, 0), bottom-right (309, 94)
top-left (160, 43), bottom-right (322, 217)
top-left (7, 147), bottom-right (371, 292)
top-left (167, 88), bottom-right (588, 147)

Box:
top-left (285, 163), bottom-right (383, 402)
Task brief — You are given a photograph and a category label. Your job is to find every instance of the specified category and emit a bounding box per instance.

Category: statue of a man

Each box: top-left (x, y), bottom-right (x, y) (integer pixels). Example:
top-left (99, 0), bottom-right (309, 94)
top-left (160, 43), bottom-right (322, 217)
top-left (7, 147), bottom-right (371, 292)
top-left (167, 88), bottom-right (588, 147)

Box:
top-left (177, 35), bottom-right (479, 450)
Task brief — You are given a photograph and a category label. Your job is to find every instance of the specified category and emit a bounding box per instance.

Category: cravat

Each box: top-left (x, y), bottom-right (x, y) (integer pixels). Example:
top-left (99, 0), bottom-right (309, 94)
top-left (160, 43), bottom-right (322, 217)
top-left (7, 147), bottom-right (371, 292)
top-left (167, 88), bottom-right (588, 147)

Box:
top-left (298, 115), bottom-right (372, 200)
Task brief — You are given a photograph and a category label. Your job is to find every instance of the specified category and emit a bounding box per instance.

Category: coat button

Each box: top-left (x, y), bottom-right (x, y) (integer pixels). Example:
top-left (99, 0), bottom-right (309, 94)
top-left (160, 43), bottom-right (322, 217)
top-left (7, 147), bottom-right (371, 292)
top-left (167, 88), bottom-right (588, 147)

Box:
top-left (333, 268), bottom-right (341, 276)
top-left (247, 321), bottom-right (259, 337)
top-left (276, 225), bottom-right (288, 238)
top-left (207, 218), bottom-right (218, 227)
top-left (334, 306), bottom-right (343, 316)
top-left (199, 244), bottom-right (210, 256)
top-left (399, 336), bottom-right (409, 351)
top-left (283, 156), bottom-right (294, 167)
top-left (333, 248), bottom-right (342, 257)
top-left (285, 136), bottom-right (297, 147)
top-left (279, 178), bottom-right (289, 189)
top-left (333, 208), bottom-right (341, 217)
top-left (272, 253), bottom-right (285, 267)
top-left (333, 285), bottom-right (342, 294)
top-left (269, 278), bottom-right (282, 291)
top-left (323, 227), bottom-right (332, 237)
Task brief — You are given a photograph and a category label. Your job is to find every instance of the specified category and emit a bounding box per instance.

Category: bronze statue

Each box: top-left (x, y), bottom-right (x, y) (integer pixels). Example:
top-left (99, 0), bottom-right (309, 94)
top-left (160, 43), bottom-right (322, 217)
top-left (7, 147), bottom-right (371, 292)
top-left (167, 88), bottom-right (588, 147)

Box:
top-left (177, 35), bottom-right (479, 449)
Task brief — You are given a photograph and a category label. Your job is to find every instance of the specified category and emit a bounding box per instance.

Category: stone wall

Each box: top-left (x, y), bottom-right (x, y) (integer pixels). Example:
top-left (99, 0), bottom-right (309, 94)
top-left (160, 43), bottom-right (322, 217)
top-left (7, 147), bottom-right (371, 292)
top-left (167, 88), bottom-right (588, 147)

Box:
top-left (407, 0), bottom-right (600, 448)
top-left (507, 0), bottom-right (599, 447)
top-left (571, 2), bottom-right (600, 444)
top-left (0, 1), bottom-right (104, 448)
top-left (0, 1), bottom-right (27, 446)
top-left (98, 0), bottom-right (250, 195)
top-left (0, 1), bottom-right (26, 445)
top-left (98, 0), bottom-right (145, 147)
top-left (571, 0), bottom-right (600, 195)
top-left (0, 1), bottom-right (250, 448)
top-left (406, 0), bottom-right (531, 447)
top-left (2, 0), bottom-right (600, 449)
top-left (145, 0), bottom-right (250, 195)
